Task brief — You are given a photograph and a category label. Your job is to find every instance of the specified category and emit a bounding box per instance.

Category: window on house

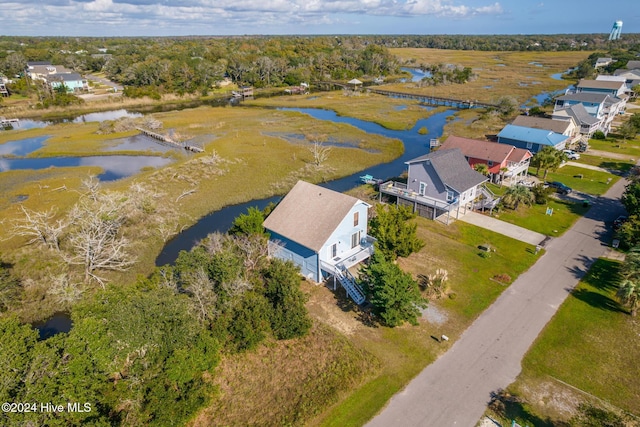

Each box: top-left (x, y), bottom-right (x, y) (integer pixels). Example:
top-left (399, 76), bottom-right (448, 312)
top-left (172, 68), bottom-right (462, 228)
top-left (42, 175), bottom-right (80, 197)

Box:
top-left (487, 161), bottom-right (493, 167)
top-left (446, 190), bottom-right (455, 202)
top-left (351, 232), bottom-right (359, 249)
top-left (330, 243), bottom-right (337, 259)
top-left (419, 182), bottom-right (427, 196)
top-left (353, 211), bottom-right (359, 227)
top-left (526, 142), bottom-right (533, 149)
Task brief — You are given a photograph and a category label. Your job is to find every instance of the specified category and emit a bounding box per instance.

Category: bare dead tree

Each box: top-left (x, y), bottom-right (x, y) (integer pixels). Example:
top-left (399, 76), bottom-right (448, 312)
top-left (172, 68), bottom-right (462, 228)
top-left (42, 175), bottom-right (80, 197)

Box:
top-left (308, 137), bottom-right (331, 167)
top-left (81, 175), bottom-right (101, 201)
top-left (64, 196), bottom-right (136, 287)
top-left (234, 234), bottom-right (269, 276)
top-left (201, 232), bottom-right (228, 255)
top-left (11, 205), bottom-right (66, 251)
top-left (183, 268), bottom-right (217, 322)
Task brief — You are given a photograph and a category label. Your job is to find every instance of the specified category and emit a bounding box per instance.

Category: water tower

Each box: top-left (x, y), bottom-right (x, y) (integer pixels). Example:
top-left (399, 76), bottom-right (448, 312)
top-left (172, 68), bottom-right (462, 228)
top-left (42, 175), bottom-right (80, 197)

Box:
top-left (609, 20), bottom-right (623, 40)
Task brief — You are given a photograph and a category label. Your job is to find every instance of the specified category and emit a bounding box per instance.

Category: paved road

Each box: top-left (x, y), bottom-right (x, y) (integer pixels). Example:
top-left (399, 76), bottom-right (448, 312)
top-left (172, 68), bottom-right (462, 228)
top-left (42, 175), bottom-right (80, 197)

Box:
top-left (367, 177), bottom-right (628, 427)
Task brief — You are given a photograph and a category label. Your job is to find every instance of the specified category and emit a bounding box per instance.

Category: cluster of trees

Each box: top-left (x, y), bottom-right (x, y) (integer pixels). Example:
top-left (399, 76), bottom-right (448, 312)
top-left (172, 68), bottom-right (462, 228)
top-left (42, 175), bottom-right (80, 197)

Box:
top-left (365, 205), bottom-right (426, 327)
top-left (0, 203), bottom-right (312, 426)
top-left (617, 112), bottom-right (640, 141)
top-left (414, 64), bottom-right (475, 86)
top-left (617, 166), bottom-right (640, 249)
top-left (368, 34), bottom-right (640, 52)
top-left (1, 37), bottom-right (400, 98)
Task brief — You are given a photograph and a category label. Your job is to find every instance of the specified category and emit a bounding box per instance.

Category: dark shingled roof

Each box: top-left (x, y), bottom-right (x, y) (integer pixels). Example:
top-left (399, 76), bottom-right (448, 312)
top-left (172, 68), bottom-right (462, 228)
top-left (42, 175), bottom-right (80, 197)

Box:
top-left (556, 92), bottom-right (611, 103)
top-left (512, 115), bottom-right (573, 135)
top-left (577, 79), bottom-right (625, 90)
top-left (407, 149), bottom-right (488, 193)
top-left (263, 180), bottom-right (366, 252)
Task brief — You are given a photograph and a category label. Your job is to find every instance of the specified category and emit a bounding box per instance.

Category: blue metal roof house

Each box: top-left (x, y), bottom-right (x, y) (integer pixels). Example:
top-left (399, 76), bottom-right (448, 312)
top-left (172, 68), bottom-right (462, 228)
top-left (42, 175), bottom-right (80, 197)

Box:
top-left (263, 180), bottom-right (373, 304)
top-left (497, 124), bottom-right (569, 153)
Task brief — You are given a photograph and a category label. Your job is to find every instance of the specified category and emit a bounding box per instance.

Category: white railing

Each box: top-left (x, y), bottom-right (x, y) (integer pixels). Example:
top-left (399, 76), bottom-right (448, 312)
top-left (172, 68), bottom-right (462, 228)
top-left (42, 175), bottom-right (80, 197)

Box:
top-left (379, 181), bottom-right (457, 211)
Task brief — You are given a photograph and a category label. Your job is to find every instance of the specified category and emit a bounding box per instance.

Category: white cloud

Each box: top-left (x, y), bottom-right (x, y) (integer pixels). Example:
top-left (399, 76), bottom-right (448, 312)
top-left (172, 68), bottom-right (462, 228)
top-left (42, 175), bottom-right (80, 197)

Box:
top-left (0, 0), bottom-right (504, 35)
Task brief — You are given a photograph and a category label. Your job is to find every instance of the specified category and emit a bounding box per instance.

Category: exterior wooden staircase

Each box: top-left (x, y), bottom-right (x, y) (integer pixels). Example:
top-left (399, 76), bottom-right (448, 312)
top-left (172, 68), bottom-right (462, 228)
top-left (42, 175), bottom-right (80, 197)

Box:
top-left (335, 265), bottom-right (366, 305)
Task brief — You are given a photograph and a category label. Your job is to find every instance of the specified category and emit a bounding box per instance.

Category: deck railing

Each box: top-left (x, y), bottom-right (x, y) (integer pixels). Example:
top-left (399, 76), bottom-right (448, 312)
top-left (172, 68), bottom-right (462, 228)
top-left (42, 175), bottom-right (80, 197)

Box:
top-left (379, 181), bottom-right (456, 211)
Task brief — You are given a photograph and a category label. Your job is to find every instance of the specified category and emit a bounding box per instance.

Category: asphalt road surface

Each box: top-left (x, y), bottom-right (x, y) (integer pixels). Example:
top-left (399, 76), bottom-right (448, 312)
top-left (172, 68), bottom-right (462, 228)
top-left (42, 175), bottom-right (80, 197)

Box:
top-left (367, 177), bottom-right (628, 427)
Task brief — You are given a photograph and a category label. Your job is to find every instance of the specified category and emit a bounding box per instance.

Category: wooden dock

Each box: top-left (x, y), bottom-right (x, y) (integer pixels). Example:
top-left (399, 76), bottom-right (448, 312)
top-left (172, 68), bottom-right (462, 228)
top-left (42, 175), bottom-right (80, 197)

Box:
top-left (136, 127), bottom-right (204, 153)
top-left (0, 117), bottom-right (20, 129)
top-left (312, 81), bottom-right (498, 110)
top-left (368, 88), bottom-right (498, 109)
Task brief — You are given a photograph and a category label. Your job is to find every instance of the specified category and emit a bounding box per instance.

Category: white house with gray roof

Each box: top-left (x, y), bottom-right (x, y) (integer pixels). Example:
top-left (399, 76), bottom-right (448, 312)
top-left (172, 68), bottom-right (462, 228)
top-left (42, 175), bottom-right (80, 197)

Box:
top-left (263, 180), bottom-right (373, 304)
top-left (551, 103), bottom-right (602, 137)
top-left (553, 92), bottom-right (625, 135)
top-left (379, 148), bottom-right (487, 223)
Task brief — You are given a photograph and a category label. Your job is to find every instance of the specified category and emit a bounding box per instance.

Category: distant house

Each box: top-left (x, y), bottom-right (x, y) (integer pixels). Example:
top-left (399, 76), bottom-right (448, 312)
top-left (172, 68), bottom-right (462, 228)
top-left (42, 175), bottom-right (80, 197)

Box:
top-left (263, 180), bottom-right (373, 304)
top-left (439, 135), bottom-right (532, 185)
top-left (595, 58), bottom-right (614, 68)
top-left (512, 115), bottom-right (578, 139)
top-left (46, 73), bottom-right (89, 93)
top-left (497, 124), bottom-right (570, 153)
top-left (379, 148), bottom-right (488, 223)
top-left (551, 104), bottom-right (602, 137)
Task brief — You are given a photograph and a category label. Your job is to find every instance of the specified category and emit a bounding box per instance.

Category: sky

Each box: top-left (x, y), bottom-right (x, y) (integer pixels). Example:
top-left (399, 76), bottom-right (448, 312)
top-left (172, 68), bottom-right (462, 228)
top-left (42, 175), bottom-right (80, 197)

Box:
top-left (0, 0), bottom-right (638, 37)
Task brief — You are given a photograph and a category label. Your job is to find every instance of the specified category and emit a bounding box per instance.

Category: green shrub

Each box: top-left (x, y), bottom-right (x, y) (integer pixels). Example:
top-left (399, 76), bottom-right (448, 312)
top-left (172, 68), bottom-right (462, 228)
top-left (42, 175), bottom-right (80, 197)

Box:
top-left (591, 130), bottom-right (606, 140)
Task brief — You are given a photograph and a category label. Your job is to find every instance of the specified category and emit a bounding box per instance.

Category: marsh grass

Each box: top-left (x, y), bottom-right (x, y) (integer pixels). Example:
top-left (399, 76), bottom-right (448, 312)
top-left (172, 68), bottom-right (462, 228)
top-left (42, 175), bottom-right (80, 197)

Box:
top-left (247, 91), bottom-right (446, 130)
top-left (387, 49), bottom-right (592, 105)
top-left (0, 106), bottom-right (403, 297)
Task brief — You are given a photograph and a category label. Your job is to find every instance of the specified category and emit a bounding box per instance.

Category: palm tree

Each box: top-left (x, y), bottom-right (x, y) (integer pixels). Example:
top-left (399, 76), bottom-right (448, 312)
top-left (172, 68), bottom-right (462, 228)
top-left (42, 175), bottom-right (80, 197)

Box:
top-left (617, 247), bottom-right (640, 316)
top-left (501, 185), bottom-right (534, 210)
top-left (530, 146), bottom-right (565, 180)
top-left (474, 163), bottom-right (489, 176)
top-left (617, 279), bottom-right (639, 316)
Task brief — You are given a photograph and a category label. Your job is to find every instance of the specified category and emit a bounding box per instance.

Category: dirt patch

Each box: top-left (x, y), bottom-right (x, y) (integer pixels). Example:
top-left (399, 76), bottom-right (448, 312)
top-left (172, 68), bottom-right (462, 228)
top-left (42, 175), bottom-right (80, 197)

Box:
top-left (305, 281), bottom-right (366, 336)
top-left (420, 303), bottom-right (448, 326)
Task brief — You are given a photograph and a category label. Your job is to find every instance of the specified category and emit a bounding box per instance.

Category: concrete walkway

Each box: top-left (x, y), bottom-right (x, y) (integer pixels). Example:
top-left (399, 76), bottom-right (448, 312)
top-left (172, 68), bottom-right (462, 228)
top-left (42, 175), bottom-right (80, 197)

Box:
top-left (366, 177), bottom-right (628, 427)
top-left (459, 211), bottom-right (547, 246)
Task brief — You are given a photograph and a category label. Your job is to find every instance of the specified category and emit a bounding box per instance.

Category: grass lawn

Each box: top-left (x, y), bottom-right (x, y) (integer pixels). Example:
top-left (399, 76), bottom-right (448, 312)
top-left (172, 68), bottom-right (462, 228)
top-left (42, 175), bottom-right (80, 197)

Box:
top-left (493, 198), bottom-right (589, 237)
top-left (545, 164), bottom-right (620, 196)
top-left (588, 135), bottom-right (640, 159)
top-left (312, 215), bottom-right (540, 426)
top-left (486, 259), bottom-right (640, 425)
top-left (578, 154), bottom-right (635, 174)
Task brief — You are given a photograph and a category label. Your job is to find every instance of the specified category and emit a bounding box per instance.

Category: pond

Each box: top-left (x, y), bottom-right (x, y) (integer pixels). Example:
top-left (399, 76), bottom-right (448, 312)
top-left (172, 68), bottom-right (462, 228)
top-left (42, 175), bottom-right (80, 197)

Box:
top-left (401, 67), bottom-right (433, 82)
top-left (155, 107), bottom-right (456, 265)
top-left (33, 312), bottom-right (73, 340)
top-left (0, 155), bottom-right (174, 181)
top-left (0, 135), bottom-right (48, 156)
top-left (11, 109), bottom-right (143, 130)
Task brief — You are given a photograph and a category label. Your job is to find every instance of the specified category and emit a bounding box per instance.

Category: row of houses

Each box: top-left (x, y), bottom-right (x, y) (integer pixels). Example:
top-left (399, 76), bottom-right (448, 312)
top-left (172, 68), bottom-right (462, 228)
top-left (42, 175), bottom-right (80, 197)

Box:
top-left (26, 61), bottom-right (89, 94)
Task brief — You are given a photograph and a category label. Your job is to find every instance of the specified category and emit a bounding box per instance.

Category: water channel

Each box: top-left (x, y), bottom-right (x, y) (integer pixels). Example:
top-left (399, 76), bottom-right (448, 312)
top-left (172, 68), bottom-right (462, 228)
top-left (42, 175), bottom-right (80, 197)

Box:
top-left (155, 107), bottom-right (456, 265)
